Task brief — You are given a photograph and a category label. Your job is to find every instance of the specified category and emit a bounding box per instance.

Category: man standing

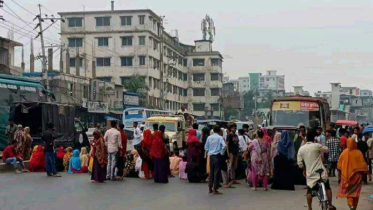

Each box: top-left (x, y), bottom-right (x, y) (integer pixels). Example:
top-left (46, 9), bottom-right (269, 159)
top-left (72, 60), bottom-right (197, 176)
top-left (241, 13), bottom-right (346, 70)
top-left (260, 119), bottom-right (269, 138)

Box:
top-left (366, 133), bottom-right (373, 177)
top-left (42, 122), bottom-right (61, 177)
top-left (226, 123), bottom-right (239, 185)
top-left (205, 125), bottom-right (226, 194)
top-left (192, 123), bottom-right (201, 141)
top-left (326, 130), bottom-right (340, 177)
top-left (339, 128), bottom-right (348, 150)
top-left (5, 118), bottom-right (16, 145)
top-left (316, 127), bottom-right (326, 146)
top-left (116, 123), bottom-right (127, 180)
top-left (133, 122), bottom-right (142, 149)
top-left (104, 121), bottom-right (122, 181)
top-left (297, 129), bottom-right (335, 210)
top-left (2, 140), bottom-right (29, 173)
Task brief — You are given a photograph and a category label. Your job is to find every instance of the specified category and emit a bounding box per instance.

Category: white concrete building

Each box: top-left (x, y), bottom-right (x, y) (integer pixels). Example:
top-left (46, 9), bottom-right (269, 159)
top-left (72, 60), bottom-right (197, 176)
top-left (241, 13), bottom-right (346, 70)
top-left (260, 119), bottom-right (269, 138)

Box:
top-left (360, 89), bottom-right (372, 96)
top-left (58, 7), bottom-right (223, 118)
top-left (259, 70), bottom-right (285, 93)
top-left (238, 76), bottom-right (250, 93)
top-left (0, 37), bottom-right (24, 76)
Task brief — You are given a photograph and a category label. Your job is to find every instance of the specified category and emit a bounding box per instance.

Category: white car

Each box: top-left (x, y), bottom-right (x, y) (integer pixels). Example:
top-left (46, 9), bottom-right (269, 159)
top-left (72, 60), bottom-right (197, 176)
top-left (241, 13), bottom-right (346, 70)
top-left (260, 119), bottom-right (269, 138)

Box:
top-left (86, 128), bottom-right (96, 142)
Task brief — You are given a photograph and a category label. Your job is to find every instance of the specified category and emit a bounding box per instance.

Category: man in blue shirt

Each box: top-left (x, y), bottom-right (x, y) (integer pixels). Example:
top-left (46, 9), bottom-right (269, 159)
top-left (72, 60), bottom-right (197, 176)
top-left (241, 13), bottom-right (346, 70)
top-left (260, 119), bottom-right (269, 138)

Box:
top-left (205, 125), bottom-right (226, 194)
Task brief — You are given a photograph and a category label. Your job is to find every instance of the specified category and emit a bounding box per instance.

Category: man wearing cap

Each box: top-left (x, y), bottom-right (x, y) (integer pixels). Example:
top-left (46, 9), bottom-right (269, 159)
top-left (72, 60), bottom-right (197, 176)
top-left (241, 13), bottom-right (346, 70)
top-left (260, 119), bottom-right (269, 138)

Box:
top-left (42, 122), bottom-right (61, 177)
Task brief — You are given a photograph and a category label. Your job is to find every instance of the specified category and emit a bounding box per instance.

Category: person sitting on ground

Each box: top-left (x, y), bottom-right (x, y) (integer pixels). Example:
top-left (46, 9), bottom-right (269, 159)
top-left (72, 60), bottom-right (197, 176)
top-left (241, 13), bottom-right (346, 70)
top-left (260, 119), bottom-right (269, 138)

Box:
top-left (2, 140), bottom-right (29, 173)
top-left (29, 145), bottom-right (46, 172)
top-left (63, 147), bottom-right (73, 172)
top-left (80, 147), bottom-right (89, 173)
top-left (185, 155), bottom-right (208, 183)
top-left (170, 153), bottom-right (182, 176)
top-left (179, 156), bottom-right (188, 180)
top-left (55, 146), bottom-right (65, 172)
top-left (68, 149), bottom-right (82, 174)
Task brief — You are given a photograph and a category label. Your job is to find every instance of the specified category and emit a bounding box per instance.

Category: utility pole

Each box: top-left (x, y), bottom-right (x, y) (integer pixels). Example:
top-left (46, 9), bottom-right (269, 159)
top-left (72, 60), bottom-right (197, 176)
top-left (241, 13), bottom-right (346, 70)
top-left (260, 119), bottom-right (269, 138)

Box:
top-left (34, 4), bottom-right (65, 91)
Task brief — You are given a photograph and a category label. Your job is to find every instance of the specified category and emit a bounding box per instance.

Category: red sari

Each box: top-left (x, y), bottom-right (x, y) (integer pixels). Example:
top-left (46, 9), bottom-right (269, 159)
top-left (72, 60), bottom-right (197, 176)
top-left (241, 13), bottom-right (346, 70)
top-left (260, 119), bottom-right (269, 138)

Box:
top-left (150, 131), bottom-right (168, 183)
top-left (141, 129), bottom-right (153, 178)
top-left (29, 145), bottom-right (46, 172)
top-left (187, 129), bottom-right (202, 164)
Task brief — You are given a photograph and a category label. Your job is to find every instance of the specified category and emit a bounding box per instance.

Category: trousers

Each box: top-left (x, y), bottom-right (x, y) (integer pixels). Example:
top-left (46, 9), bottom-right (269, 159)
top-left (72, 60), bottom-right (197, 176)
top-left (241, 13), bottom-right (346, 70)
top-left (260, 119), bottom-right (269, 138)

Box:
top-left (45, 151), bottom-right (57, 175)
top-left (106, 152), bottom-right (117, 180)
top-left (4, 157), bottom-right (24, 169)
top-left (209, 154), bottom-right (221, 191)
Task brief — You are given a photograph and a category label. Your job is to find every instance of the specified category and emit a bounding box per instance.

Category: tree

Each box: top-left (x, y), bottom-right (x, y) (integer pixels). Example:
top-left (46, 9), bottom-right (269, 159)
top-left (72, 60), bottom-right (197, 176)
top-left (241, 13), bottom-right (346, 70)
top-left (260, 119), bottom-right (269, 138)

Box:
top-left (243, 90), bottom-right (255, 116)
top-left (123, 76), bottom-right (149, 107)
top-left (223, 106), bottom-right (238, 120)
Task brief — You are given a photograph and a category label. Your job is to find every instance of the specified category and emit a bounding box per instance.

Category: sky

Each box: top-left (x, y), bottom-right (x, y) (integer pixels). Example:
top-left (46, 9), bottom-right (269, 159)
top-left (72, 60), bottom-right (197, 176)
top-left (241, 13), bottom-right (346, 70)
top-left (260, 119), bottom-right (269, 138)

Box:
top-left (1, 0), bottom-right (373, 95)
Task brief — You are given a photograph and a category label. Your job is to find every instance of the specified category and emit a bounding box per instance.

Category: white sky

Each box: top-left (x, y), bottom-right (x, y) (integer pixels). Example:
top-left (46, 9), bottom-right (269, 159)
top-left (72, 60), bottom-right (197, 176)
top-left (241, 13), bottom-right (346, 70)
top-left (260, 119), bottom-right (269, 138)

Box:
top-left (1, 0), bottom-right (373, 95)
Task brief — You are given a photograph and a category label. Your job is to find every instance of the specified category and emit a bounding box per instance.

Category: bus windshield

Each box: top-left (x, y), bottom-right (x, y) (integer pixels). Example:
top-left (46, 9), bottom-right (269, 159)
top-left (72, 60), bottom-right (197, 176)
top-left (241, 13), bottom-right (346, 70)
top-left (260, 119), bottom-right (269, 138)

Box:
top-left (145, 122), bottom-right (176, 132)
top-left (271, 101), bottom-right (321, 129)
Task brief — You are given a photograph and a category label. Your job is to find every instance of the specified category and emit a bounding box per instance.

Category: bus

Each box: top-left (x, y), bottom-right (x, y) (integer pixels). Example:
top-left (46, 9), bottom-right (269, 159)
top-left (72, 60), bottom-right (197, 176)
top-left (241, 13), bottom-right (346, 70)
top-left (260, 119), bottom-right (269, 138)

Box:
top-left (0, 74), bottom-right (47, 150)
top-left (122, 108), bottom-right (173, 128)
top-left (270, 96), bottom-right (331, 131)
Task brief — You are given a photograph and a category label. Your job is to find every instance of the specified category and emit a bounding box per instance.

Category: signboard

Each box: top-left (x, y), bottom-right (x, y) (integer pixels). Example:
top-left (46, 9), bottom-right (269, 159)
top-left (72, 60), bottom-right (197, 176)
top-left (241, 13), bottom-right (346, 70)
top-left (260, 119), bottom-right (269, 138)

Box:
top-left (123, 92), bottom-right (140, 106)
top-left (88, 101), bottom-right (108, 113)
top-left (104, 82), bottom-right (115, 95)
top-left (272, 101), bottom-right (319, 111)
top-left (90, 80), bottom-right (100, 102)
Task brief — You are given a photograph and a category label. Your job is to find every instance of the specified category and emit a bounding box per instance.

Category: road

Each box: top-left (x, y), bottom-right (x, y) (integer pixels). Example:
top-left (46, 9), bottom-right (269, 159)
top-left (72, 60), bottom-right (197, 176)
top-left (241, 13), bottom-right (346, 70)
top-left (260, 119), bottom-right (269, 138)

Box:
top-left (0, 172), bottom-right (372, 210)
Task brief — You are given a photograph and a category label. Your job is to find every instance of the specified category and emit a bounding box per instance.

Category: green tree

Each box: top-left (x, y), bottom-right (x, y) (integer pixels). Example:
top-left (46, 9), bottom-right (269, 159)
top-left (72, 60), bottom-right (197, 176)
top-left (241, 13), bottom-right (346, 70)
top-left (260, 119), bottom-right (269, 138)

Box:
top-left (243, 90), bottom-right (255, 116)
top-left (123, 76), bottom-right (149, 106)
top-left (223, 106), bottom-right (238, 120)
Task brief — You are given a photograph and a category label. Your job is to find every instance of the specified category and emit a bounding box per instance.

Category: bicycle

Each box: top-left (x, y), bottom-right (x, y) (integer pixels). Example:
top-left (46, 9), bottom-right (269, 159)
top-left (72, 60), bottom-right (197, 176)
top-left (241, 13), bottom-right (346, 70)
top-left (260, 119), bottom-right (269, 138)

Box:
top-left (312, 168), bottom-right (329, 210)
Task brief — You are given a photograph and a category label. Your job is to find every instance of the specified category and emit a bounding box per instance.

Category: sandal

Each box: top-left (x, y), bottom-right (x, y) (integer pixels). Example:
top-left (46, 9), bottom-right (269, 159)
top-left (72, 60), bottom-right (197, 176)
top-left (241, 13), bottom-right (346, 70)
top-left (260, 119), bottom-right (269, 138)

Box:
top-left (53, 174), bottom-right (62, 177)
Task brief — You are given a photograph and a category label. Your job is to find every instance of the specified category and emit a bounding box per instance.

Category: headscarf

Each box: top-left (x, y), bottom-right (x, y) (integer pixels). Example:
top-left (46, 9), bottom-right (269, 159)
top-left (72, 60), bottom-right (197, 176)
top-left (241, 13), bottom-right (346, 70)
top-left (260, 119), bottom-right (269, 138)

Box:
top-left (30, 145), bottom-right (44, 162)
top-left (30, 145), bottom-right (38, 161)
top-left (261, 127), bottom-right (272, 144)
top-left (63, 147), bottom-right (73, 170)
top-left (150, 131), bottom-right (167, 158)
top-left (14, 125), bottom-right (24, 142)
top-left (142, 129), bottom-right (153, 149)
top-left (337, 138), bottom-right (368, 189)
top-left (271, 132), bottom-right (282, 159)
top-left (24, 127), bottom-right (31, 139)
top-left (56, 146), bottom-right (65, 159)
top-left (68, 149), bottom-right (82, 173)
top-left (187, 129), bottom-right (199, 143)
top-left (29, 145), bottom-right (45, 172)
top-left (278, 131), bottom-right (295, 160)
top-left (80, 147), bottom-right (88, 166)
top-left (92, 131), bottom-right (107, 166)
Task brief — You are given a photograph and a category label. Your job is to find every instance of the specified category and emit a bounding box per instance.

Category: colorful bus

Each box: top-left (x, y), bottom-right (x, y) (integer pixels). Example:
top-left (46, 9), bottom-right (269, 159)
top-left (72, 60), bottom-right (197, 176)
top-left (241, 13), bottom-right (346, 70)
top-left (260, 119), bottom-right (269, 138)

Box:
top-left (122, 108), bottom-right (173, 128)
top-left (270, 96), bottom-right (331, 131)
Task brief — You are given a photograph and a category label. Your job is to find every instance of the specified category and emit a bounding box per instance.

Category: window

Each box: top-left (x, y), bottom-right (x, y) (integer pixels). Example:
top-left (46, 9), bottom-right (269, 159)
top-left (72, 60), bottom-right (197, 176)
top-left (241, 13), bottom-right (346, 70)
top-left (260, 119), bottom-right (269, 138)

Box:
top-left (183, 59), bottom-right (187, 67)
top-left (193, 73), bottom-right (205, 82)
top-left (184, 89), bottom-right (188, 96)
top-left (178, 71), bottom-right (182, 80)
top-left (120, 16), bottom-right (132, 26)
top-left (183, 73), bottom-right (188, 81)
top-left (193, 88), bottom-right (205, 96)
top-left (211, 103), bottom-right (219, 111)
top-left (193, 103), bottom-right (205, 111)
top-left (153, 41), bottom-right (158, 51)
top-left (69, 57), bottom-right (83, 67)
top-left (211, 73), bottom-right (219, 81)
top-left (121, 77), bottom-right (131, 85)
top-left (173, 86), bottom-right (177, 94)
top-left (121, 57), bottom-right (133, 66)
top-left (168, 83), bottom-right (172, 93)
top-left (121, 36), bottom-right (133, 46)
top-left (178, 57), bottom-right (182, 65)
top-left (139, 36), bottom-right (145, 46)
top-left (139, 56), bottom-right (146, 66)
top-left (96, 57), bottom-right (111, 66)
top-left (266, 78), bottom-right (269, 82)
top-left (179, 87), bottom-right (183, 96)
top-left (211, 58), bottom-right (220, 66)
top-left (95, 17), bottom-right (110, 26)
top-left (193, 59), bottom-right (205, 66)
top-left (153, 20), bottom-right (157, 30)
top-left (139, 15), bottom-right (145, 25)
top-left (97, 37), bottom-right (109, 47)
top-left (68, 18), bottom-right (83, 27)
top-left (243, 85), bottom-right (246, 88)
top-left (211, 88), bottom-right (220, 96)
top-left (97, 77), bottom-right (111, 82)
top-left (173, 69), bottom-right (177, 78)
top-left (149, 77), bottom-right (152, 87)
top-left (68, 38), bottom-right (83, 47)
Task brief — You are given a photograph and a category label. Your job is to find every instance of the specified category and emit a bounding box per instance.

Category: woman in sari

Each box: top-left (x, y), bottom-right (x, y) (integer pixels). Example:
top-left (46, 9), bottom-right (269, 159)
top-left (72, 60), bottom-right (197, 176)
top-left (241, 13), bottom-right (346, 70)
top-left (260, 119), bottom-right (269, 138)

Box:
top-left (91, 131), bottom-right (108, 183)
top-left (14, 124), bottom-right (25, 155)
top-left (55, 146), bottom-right (65, 172)
top-left (150, 131), bottom-right (168, 184)
top-left (248, 129), bottom-right (271, 191)
top-left (80, 147), bottom-right (89, 173)
top-left (68, 149), bottom-right (82, 173)
top-left (271, 131), bottom-right (295, 191)
top-left (337, 138), bottom-right (368, 210)
top-left (187, 129), bottom-right (202, 164)
top-left (270, 132), bottom-right (281, 174)
top-left (22, 127), bottom-right (32, 160)
top-left (261, 127), bottom-right (272, 144)
top-left (141, 129), bottom-right (153, 179)
top-left (29, 145), bottom-right (46, 172)
top-left (63, 147), bottom-right (73, 172)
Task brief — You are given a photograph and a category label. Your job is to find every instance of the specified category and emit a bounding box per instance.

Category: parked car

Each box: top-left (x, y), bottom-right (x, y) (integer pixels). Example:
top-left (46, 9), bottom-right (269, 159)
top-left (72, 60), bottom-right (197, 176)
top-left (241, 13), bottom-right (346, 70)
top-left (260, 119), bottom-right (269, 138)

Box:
top-left (86, 128), bottom-right (96, 142)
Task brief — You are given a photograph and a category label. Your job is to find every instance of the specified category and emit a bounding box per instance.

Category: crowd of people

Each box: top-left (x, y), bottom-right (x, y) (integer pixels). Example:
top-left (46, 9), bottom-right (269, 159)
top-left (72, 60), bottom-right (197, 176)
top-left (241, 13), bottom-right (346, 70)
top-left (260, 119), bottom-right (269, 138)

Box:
top-left (3, 117), bottom-right (373, 210)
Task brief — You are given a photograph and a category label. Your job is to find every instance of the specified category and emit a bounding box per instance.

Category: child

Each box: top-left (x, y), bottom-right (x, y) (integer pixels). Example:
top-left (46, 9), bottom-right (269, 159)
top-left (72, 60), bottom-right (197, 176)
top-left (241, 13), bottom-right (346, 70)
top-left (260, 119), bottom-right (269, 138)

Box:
top-left (179, 156), bottom-right (187, 180)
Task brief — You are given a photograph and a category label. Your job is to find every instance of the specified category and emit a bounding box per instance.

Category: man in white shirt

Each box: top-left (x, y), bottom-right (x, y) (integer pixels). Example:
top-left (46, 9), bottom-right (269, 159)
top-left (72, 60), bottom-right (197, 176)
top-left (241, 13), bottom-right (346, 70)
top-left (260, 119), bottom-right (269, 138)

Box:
top-left (133, 122), bottom-right (143, 147)
top-left (297, 129), bottom-right (335, 210)
top-left (104, 121), bottom-right (122, 180)
top-left (177, 105), bottom-right (188, 115)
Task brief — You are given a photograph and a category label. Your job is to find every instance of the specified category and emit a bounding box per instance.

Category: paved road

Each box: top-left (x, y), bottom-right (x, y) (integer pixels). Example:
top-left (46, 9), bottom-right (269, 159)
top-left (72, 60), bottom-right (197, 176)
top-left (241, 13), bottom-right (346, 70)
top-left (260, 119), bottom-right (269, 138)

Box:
top-left (0, 172), bottom-right (371, 210)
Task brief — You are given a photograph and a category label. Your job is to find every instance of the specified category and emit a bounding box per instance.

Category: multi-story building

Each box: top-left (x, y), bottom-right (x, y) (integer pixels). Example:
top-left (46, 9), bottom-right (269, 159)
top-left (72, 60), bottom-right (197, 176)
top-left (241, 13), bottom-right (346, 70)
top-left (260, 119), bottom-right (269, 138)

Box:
top-left (340, 87), bottom-right (359, 96)
top-left (360, 89), bottom-right (372, 96)
top-left (238, 77), bottom-right (250, 93)
top-left (259, 70), bottom-right (285, 94)
top-left (58, 7), bottom-right (223, 118)
top-left (0, 37), bottom-right (24, 76)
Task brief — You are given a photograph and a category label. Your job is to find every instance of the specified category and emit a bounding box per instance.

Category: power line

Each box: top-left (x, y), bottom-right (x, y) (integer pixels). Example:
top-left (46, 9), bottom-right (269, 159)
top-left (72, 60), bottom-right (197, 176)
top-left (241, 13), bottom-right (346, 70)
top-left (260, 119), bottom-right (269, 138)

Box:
top-left (3, 3), bottom-right (36, 29)
top-left (9, 0), bottom-right (37, 16)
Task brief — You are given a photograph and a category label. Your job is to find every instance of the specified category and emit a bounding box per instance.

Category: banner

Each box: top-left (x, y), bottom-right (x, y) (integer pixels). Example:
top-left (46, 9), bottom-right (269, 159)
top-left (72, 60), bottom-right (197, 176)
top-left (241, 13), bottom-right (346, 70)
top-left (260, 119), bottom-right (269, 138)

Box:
top-left (90, 80), bottom-right (100, 102)
top-left (123, 92), bottom-right (139, 106)
top-left (272, 101), bottom-right (319, 111)
top-left (104, 82), bottom-right (115, 95)
top-left (88, 102), bottom-right (108, 113)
